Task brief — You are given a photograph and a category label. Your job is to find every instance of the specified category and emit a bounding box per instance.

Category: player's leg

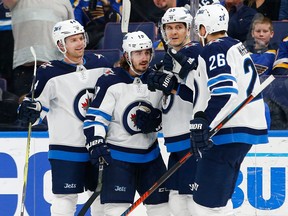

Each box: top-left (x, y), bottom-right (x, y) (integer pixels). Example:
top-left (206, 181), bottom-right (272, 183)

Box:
top-left (85, 163), bottom-right (104, 215)
top-left (86, 191), bottom-right (104, 215)
top-left (50, 194), bottom-right (78, 216)
top-left (104, 203), bottom-right (131, 216)
top-left (100, 159), bottom-right (136, 216)
top-left (49, 159), bottom-right (88, 216)
top-left (166, 150), bottom-right (197, 216)
top-left (188, 198), bottom-right (234, 216)
top-left (169, 190), bottom-right (192, 216)
top-left (139, 154), bottom-right (170, 216)
top-left (188, 143), bottom-right (251, 216)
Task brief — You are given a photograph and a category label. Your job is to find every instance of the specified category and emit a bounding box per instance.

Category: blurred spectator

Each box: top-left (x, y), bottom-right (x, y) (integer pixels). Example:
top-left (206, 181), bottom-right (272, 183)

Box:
top-left (2, 0), bottom-right (74, 97)
top-left (244, 15), bottom-right (278, 76)
top-left (0, 88), bottom-right (18, 124)
top-left (225, 0), bottom-right (257, 42)
top-left (279, 0), bottom-right (288, 20)
top-left (73, 0), bottom-right (121, 49)
top-left (0, 3), bottom-right (13, 93)
top-left (130, 0), bottom-right (165, 23)
top-left (272, 36), bottom-right (288, 75)
top-left (244, 0), bottom-right (281, 21)
top-left (153, 0), bottom-right (189, 10)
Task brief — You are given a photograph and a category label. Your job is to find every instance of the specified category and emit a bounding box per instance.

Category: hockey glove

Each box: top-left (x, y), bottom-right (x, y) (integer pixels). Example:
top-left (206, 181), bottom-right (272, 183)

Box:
top-left (18, 99), bottom-right (42, 124)
top-left (163, 52), bottom-right (173, 72)
top-left (147, 71), bottom-right (179, 95)
top-left (167, 48), bottom-right (198, 79)
top-left (136, 105), bottom-right (162, 133)
top-left (190, 111), bottom-right (213, 158)
top-left (86, 136), bottom-right (112, 167)
top-left (152, 60), bottom-right (164, 71)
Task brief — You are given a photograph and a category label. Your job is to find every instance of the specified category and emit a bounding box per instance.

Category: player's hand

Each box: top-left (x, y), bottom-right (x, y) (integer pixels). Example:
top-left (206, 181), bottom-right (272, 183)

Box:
top-left (163, 52), bottom-right (173, 72)
top-left (152, 60), bottom-right (164, 71)
top-left (18, 98), bottom-right (42, 124)
top-left (86, 136), bottom-right (112, 166)
top-left (136, 105), bottom-right (162, 133)
top-left (190, 111), bottom-right (213, 158)
top-left (167, 48), bottom-right (197, 79)
top-left (147, 71), bottom-right (179, 95)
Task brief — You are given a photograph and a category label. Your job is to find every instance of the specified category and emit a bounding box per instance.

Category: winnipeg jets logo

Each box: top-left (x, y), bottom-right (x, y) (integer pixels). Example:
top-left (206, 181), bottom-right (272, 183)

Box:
top-left (189, 183), bottom-right (199, 191)
top-left (74, 88), bottom-right (95, 121)
top-left (123, 101), bottom-right (153, 135)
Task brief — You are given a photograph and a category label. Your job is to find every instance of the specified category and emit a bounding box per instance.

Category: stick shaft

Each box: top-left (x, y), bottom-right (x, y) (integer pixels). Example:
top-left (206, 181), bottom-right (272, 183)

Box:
top-left (20, 46), bottom-right (37, 216)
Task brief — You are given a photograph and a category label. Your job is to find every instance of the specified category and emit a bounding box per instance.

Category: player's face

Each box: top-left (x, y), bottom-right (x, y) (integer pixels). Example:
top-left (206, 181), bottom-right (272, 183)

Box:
top-left (64, 33), bottom-right (86, 61)
top-left (130, 49), bottom-right (151, 74)
top-left (153, 0), bottom-right (173, 10)
top-left (252, 23), bottom-right (274, 47)
top-left (164, 23), bottom-right (188, 48)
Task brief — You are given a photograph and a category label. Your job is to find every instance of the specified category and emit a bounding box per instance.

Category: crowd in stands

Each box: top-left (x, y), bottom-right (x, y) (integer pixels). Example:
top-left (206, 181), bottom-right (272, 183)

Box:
top-left (1, 0), bottom-right (288, 130)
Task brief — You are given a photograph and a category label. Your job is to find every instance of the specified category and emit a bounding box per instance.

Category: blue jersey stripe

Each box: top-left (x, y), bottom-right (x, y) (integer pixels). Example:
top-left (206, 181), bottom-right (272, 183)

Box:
top-left (208, 74), bottom-right (237, 87)
top-left (48, 150), bottom-right (89, 162)
top-left (165, 138), bottom-right (190, 152)
top-left (87, 108), bottom-right (112, 121)
top-left (212, 133), bottom-right (269, 145)
top-left (110, 147), bottom-right (160, 163)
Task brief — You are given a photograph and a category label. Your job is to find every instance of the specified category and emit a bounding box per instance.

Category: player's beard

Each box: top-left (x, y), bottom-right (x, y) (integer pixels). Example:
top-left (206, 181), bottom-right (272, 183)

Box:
top-left (133, 61), bottom-right (149, 74)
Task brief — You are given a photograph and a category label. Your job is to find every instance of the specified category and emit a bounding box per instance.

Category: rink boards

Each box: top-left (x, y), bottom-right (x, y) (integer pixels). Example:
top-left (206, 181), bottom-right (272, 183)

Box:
top-left (0, 131), bottom-right (287, 216)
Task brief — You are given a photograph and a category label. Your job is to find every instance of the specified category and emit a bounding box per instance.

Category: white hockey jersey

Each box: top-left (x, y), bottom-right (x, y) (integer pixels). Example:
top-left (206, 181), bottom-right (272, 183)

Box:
top-left (28, 53), bottom-right (111, 161)
top-left (84, 67), bottom-right (163, 163)
top-left (161, 42), bottom-right (202, 152)
top-left (186, 36), bottom-right (269, 145)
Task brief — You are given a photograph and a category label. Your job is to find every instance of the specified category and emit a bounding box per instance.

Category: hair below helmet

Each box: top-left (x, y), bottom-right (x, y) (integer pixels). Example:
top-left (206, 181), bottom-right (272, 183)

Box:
top-left (52, 19), bottom-right (85, 52)
top-left (195, 4), bottom-right (229, 37)
top-left (160, 7), bottom-right (193, 42)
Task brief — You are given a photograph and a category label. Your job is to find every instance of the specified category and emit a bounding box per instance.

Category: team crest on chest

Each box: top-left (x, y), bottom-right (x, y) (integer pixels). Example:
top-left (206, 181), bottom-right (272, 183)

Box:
top-left (122, 101), bottom-right (153, 135)
top-left (74, 88), bottom-right (95, 121)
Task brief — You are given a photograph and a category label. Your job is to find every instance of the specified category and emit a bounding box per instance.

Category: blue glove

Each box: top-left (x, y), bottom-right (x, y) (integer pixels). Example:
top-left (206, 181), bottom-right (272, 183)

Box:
top-left (86, 136), bottom-right (112, 167)
top-left (18, 99), bottom-right (42, 124)
top-left (190, 111), bottom-right (213, 158)
top-left (136, 105), bottom-right (162, 133)
top-left (167, 48), bottom-right (198, 79)
top-left (152, 60), bottom-right (164, 71)
top-left (147, 71), bottom-right (179, 95)
top-left (163, 52), bottom-right (173, 72)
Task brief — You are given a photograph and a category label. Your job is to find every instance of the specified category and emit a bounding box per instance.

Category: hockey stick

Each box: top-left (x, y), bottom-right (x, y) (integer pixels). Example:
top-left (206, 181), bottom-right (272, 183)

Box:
top-left (20, 46), bottom-right (37, 216)
top-left (121, 0), bottom-right (131, 34)
top-left (77, 157), bottom-right (105, 216)
top-left (190, 0), bottom-right (199, 41)
top-left (120, 75), bottom-right (275, 216)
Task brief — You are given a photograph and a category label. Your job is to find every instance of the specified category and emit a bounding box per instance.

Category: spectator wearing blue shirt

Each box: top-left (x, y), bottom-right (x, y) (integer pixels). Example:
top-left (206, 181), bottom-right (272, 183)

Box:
top-left (73, 0), bottom-right (121, 49)
top-left (225, 0), bottom-right (257, 42)
top-left (279, 0), bottom-right (288, 20)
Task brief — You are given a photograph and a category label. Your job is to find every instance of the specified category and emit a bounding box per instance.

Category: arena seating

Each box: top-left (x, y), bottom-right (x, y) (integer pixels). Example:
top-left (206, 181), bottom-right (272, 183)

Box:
top-left (271, 21), bottom-right (288, 45)
top-left (103, 22), bottom-right (156, 50)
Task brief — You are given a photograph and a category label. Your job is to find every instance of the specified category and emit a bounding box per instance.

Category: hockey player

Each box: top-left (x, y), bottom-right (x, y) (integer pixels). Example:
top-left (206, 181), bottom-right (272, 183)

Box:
top-left (152, 6), bottom-right (202, 216)
top-left (83, 31), bottom-right (170, 216)
top-left (187, 4), bottom-right (269, 215)
top-left (17, 19), bottom-right (111, 216)
top-left (147, 3), bottom-right (269, 216)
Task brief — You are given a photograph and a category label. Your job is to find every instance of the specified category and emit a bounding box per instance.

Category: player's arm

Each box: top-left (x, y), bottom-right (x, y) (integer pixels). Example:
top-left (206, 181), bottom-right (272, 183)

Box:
top-left (2, 0), bottom-right (18, 10)
top-left (83, 78), bottom-right (114, 166)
